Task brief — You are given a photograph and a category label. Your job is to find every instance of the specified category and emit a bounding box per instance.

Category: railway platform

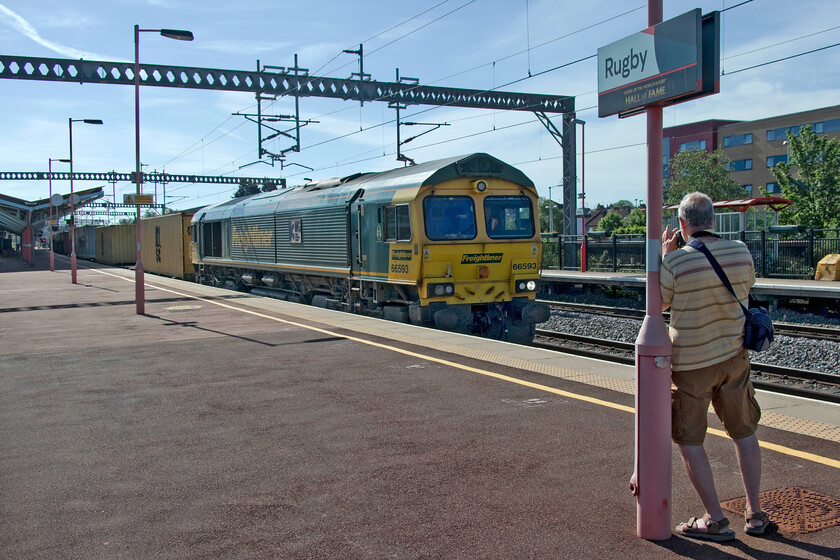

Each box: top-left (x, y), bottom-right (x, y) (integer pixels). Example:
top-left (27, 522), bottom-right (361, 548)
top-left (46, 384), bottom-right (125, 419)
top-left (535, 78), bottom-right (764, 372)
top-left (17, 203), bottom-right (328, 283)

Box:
top-left (2, 249), bottom-right (839, 559)
top-left (542, 269), bottom-right (840, 301)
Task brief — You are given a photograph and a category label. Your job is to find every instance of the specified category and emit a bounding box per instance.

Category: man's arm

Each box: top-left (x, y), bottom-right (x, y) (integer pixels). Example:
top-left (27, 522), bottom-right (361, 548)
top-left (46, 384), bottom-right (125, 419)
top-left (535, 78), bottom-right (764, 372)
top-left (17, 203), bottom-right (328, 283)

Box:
top-left (660, 225), bottom-right (680, 312)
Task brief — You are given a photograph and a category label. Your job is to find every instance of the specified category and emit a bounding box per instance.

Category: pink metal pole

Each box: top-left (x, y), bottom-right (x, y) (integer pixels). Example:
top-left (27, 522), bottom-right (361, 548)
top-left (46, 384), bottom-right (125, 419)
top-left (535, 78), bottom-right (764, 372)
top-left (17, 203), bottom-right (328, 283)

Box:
top-left (47, 157), bottom-right (70, 272)
top-left (68, 118), bottom-right (77, 284)
top-left (579, 120), bottom-right (587, 272)
top-left (49, 159), bottom-right (54, 272)
top-left (23, 211), bottom-right (33, 266)
top-left (134, 24), bottom-right (146, 315)
top-left (631, 0), bottom-right (673, 541)
top-left (132, 25), bottom-right (192, 314)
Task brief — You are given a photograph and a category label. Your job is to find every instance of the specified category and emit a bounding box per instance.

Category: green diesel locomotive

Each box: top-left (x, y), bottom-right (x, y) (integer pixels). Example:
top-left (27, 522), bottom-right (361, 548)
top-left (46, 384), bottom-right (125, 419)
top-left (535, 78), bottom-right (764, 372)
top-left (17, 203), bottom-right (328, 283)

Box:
top-left (191, 153), bottom-right (549, 343)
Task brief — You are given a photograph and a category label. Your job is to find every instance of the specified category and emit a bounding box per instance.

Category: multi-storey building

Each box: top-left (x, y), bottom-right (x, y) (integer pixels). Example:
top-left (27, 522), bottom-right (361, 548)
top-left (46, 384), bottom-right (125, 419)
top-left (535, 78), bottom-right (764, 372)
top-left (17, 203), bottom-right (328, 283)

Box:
top-left (663, 104), bottom-right (840, 196)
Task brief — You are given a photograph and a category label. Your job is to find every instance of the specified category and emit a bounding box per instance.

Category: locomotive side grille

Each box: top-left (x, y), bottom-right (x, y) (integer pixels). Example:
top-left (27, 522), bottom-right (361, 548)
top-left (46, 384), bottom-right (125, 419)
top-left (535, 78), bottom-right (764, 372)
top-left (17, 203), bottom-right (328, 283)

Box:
top-left (276, 207), bottom-right (348, 269)
top-left (229, 214), bottom-right (275, 263)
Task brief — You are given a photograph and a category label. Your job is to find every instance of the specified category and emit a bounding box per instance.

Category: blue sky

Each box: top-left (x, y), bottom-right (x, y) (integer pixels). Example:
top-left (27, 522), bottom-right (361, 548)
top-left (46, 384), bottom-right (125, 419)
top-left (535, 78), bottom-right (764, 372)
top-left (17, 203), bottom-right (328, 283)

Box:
top-left (1, 0), bottom-right (838, 212)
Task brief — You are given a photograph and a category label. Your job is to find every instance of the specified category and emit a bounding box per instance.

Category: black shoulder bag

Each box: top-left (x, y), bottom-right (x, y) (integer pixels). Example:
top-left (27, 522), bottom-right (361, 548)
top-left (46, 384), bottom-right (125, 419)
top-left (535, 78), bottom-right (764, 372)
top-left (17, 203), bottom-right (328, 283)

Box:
top-left (687, 238), bottom-right (774, 352)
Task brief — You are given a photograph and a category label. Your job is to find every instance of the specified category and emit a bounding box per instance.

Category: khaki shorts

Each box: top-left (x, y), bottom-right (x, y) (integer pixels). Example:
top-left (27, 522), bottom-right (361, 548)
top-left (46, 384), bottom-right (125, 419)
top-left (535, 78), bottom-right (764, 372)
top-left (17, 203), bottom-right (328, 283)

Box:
top-left (671, 348), bottom-right (761, 446)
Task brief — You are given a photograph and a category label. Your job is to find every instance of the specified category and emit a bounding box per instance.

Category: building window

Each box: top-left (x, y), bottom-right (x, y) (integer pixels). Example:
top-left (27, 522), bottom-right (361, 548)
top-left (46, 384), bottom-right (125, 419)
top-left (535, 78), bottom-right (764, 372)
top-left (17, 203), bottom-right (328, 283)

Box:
top-left (767, 124), bottom-right (804, 141)
top-left (814, 118), bottom-right (840, 134)
top-left (726, 159), bottom-right (753, 171)
top-left (766, 182), bottom-right (780, 194)
top-left (723, 133), bottom-right (752, 147)
top-left (766, 154), bottom-right (788, 167)
top-left (742, 184), bottom-right (753, 194)
top-left (679, 140), bottom-right (706, 151)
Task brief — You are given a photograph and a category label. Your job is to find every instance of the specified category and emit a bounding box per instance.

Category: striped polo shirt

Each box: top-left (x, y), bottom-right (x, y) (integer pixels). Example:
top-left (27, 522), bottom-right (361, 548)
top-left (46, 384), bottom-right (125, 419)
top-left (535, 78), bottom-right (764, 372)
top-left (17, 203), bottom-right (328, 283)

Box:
top-left (660, 232), bottom-right (755, 371)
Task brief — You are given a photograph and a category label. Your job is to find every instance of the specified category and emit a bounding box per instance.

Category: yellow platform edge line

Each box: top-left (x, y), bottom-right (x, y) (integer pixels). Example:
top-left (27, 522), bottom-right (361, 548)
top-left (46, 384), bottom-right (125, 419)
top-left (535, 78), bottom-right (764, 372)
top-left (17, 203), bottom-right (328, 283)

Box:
top-left (88, 266), bottom-right (840, 471)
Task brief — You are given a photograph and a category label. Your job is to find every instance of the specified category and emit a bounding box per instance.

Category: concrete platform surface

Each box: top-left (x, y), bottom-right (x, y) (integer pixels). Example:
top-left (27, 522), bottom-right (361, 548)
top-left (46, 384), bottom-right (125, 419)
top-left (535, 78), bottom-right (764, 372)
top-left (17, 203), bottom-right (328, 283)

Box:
top-left (1, 250), bottom-right (839, 559)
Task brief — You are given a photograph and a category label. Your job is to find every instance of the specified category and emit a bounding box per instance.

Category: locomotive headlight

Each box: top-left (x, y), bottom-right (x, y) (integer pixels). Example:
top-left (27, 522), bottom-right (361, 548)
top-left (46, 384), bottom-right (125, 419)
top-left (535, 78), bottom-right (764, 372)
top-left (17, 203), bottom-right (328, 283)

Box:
top-left (515, 279), bottom-right (539, 293)
top-left (472, 180), bottom-right (487, 193)
top-left (428, 282), bottom-right (455, 298)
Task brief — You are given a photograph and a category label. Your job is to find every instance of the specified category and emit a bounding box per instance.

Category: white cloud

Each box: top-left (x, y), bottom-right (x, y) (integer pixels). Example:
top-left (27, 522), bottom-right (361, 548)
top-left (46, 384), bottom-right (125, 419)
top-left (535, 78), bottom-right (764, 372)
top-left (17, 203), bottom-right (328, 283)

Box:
top-left (0, 3), bottom-right (110, 59)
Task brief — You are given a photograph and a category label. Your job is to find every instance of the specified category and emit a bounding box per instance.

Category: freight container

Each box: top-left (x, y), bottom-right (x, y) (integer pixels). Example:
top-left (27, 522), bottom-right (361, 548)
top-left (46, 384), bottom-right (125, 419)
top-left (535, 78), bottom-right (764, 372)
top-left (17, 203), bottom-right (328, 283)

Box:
top-left (141, 211), bottom-right (196, 279)
top-left (96, 224), bottom-right (135, 265)
top-left (74, 225), bottom-right (97, 261)
top-left (55, 231), bottom-right (71, 256)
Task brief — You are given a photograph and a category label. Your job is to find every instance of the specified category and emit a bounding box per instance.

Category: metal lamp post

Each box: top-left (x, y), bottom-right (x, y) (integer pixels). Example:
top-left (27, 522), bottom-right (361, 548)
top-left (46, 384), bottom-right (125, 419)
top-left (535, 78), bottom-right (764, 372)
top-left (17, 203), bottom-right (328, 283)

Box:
top-left (573, 119), bottom-right (586, 271)
top-left (134, 24), bottom-right (194, 315)
top-left (68, 118), bottom-right (103, 284)
top-left (48, 157), bottom-right (71, 272)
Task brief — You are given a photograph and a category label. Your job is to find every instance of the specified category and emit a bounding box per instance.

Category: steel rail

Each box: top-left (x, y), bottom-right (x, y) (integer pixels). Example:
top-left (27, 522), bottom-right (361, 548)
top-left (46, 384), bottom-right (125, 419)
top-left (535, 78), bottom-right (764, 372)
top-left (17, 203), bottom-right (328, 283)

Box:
top-left (534, 329), bottom-right (840, 405)
top-left (540, 300), bottom-right (840, 341)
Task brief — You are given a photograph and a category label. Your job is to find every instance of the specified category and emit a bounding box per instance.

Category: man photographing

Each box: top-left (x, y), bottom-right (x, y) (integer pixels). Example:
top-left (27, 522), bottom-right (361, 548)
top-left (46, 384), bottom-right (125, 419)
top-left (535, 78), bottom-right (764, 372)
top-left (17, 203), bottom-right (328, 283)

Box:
top-left (661, 192), bottom-right (771, 541)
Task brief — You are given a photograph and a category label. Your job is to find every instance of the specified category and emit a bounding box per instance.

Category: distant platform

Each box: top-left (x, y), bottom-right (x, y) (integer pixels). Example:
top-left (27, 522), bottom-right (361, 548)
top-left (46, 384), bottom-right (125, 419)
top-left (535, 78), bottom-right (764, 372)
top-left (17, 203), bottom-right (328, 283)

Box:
top-left (541, 269), bottom-right (840, 300)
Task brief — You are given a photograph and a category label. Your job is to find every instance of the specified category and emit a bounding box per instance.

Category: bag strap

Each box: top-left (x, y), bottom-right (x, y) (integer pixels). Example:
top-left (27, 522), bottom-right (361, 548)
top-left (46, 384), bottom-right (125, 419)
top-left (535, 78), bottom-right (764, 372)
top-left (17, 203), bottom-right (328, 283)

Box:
top-left (686, 237), bottom-right (750, 318)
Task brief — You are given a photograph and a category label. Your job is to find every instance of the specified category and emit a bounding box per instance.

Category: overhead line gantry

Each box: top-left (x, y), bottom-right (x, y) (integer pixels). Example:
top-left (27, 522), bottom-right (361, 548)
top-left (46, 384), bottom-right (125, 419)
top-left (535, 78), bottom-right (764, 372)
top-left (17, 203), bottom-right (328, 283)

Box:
top-left (0, 53), bottom-right (580, 238)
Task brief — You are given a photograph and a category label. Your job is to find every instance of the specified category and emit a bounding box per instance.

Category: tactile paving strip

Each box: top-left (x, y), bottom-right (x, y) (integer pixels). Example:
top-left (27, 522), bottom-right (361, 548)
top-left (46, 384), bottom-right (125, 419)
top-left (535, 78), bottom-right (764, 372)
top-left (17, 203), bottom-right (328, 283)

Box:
top-left (721, 487), bottom-right (840, 534)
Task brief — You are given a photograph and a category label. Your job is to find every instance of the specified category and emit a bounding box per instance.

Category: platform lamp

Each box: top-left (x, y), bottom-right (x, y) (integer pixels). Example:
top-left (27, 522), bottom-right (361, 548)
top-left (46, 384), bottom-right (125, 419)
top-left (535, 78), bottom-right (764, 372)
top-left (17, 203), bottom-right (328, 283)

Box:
top-left (572, 118), bottom-right (586, 272)
top-left (68, 118), bottom-right (103, 284)
top-left (134, 25), bottom-right (194, 315)
top-left (48, 157), bottom-right (71, 272)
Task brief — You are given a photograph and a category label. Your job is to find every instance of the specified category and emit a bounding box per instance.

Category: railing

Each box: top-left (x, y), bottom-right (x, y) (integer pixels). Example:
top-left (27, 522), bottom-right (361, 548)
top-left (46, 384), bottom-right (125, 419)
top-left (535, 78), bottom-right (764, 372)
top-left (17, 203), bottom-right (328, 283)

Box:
top-left (541, 229), bottom-right (840, 279)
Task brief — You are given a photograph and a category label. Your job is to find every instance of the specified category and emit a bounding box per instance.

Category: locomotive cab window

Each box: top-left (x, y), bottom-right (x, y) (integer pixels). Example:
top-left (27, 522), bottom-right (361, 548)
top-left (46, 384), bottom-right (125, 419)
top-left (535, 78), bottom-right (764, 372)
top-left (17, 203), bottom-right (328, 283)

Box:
top-left (384, 204), bottom-right (412, 242)
top-left (484, 196), bottom-right (534, 239)
top-left (423, 196), bottom-right (476, 240)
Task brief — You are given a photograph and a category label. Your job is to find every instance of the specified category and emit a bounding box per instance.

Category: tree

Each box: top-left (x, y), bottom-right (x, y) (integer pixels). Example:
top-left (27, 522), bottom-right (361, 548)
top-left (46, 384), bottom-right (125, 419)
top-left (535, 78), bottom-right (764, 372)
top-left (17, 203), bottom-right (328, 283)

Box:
top-left (537, 196), bottom-right (562, 234)
top-left (666, 148), bottom-right (746, 204)
top-left (770, 125), bottom-right (840, 229)
top-left (613, 207), bottom-right (647, 235)
top-left (596, 211), bottom-right (624, 235)
top-left (233, 180), bottom-right (261, 199)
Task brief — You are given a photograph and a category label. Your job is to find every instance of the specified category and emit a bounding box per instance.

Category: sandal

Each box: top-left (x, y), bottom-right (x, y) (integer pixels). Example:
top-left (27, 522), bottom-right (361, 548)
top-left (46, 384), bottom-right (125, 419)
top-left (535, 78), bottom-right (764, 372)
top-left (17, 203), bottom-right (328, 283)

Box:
top-left (676, 515), bottom-right (735, 541)
top-left (744, 511), bottom-right (771, 535)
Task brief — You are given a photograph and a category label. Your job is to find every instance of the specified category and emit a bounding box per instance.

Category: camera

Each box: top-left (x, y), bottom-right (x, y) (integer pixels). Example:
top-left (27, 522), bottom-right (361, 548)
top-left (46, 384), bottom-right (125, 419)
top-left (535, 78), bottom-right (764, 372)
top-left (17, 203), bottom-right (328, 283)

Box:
top-left (676, 231), bottom-right (685, 247)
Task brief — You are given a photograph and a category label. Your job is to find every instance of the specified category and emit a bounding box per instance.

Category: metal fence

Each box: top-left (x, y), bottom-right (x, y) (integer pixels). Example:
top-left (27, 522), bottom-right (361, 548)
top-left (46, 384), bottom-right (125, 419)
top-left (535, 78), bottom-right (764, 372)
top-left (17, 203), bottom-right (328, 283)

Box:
top-left (541, 229), bottom-right (840, 279)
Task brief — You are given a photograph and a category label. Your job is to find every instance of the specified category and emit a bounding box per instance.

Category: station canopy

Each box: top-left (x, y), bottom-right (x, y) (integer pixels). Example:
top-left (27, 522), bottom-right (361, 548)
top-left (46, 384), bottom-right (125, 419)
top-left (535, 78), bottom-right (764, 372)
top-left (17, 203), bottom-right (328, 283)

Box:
top-left (0, 186), bottom-right (104, 235)
top-left (663, 196), bottom-right (792, 213)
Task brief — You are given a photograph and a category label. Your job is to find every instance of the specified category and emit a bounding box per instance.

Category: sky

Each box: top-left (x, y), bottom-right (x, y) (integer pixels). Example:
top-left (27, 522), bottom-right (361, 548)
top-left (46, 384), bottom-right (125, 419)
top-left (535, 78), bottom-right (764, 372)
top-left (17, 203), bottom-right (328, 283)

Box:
top-left (1, 0), bottom-right (839, 216)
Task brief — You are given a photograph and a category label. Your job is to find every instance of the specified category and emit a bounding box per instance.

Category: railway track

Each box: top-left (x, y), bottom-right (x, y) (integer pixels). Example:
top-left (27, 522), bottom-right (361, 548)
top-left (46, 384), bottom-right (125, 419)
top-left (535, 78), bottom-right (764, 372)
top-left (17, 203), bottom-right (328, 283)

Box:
top-left (541, 300), bottom-right (840, 342)
top-left (533, 329), bottom-right (840, 405)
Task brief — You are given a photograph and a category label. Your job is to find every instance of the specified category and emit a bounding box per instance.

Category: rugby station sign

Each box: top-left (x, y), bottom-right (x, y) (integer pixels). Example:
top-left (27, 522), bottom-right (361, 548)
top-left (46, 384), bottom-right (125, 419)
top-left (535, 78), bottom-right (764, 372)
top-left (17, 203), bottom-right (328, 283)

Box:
top-left (597, 9), bottom-right (719, 118)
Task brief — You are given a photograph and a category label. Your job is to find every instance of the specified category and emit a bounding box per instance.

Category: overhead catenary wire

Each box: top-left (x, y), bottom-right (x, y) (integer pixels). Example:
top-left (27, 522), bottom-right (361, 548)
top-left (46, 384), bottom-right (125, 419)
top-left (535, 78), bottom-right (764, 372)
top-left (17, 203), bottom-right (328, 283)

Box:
top-left (152, 1), bottom-right (462, 171)
top-left (159, 0), bottom-right (826, 206)
top-left (156, 3), bottom-right (645, 174)
top-left (290, 5), bottom-right (832, 173)
top-left (723, 41), bottom-right (840, 75)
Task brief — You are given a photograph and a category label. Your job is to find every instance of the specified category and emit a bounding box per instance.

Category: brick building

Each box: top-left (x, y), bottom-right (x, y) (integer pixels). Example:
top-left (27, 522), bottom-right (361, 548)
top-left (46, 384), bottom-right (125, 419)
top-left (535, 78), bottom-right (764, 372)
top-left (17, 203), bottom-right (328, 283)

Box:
top-left (663, 104), bottom-right (840, 196)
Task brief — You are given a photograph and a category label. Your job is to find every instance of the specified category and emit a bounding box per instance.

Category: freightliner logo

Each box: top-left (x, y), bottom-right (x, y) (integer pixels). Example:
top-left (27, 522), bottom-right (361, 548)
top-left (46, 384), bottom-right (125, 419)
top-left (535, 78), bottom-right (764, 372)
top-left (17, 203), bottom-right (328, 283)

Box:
top-left (461, 253), bottom-right (503, 264)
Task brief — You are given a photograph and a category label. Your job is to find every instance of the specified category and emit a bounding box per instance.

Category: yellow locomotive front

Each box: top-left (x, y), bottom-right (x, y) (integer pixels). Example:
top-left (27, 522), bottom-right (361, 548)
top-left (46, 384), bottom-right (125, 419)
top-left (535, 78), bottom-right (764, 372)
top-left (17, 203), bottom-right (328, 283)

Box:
top-left (408, 174), bottom-right (550, 344)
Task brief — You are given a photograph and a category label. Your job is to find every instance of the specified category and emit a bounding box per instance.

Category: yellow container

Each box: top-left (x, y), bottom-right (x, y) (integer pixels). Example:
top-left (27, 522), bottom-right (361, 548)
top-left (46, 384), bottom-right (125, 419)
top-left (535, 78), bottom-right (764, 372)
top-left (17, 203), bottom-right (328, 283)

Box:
top-left (96, 224), bottom-right (135, 265)
top-left (141, 211), bottom-right (196, 279)
top-left (815, 254), bottom-right (840, 281)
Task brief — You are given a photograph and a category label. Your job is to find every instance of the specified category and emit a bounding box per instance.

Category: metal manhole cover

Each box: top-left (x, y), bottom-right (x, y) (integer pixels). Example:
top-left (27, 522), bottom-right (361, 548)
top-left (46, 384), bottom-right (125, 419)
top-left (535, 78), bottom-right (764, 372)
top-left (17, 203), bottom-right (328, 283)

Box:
top-left (164, 305), bottom-right (202, 312)
top-left (721, 487), bottom-right (840, 534)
